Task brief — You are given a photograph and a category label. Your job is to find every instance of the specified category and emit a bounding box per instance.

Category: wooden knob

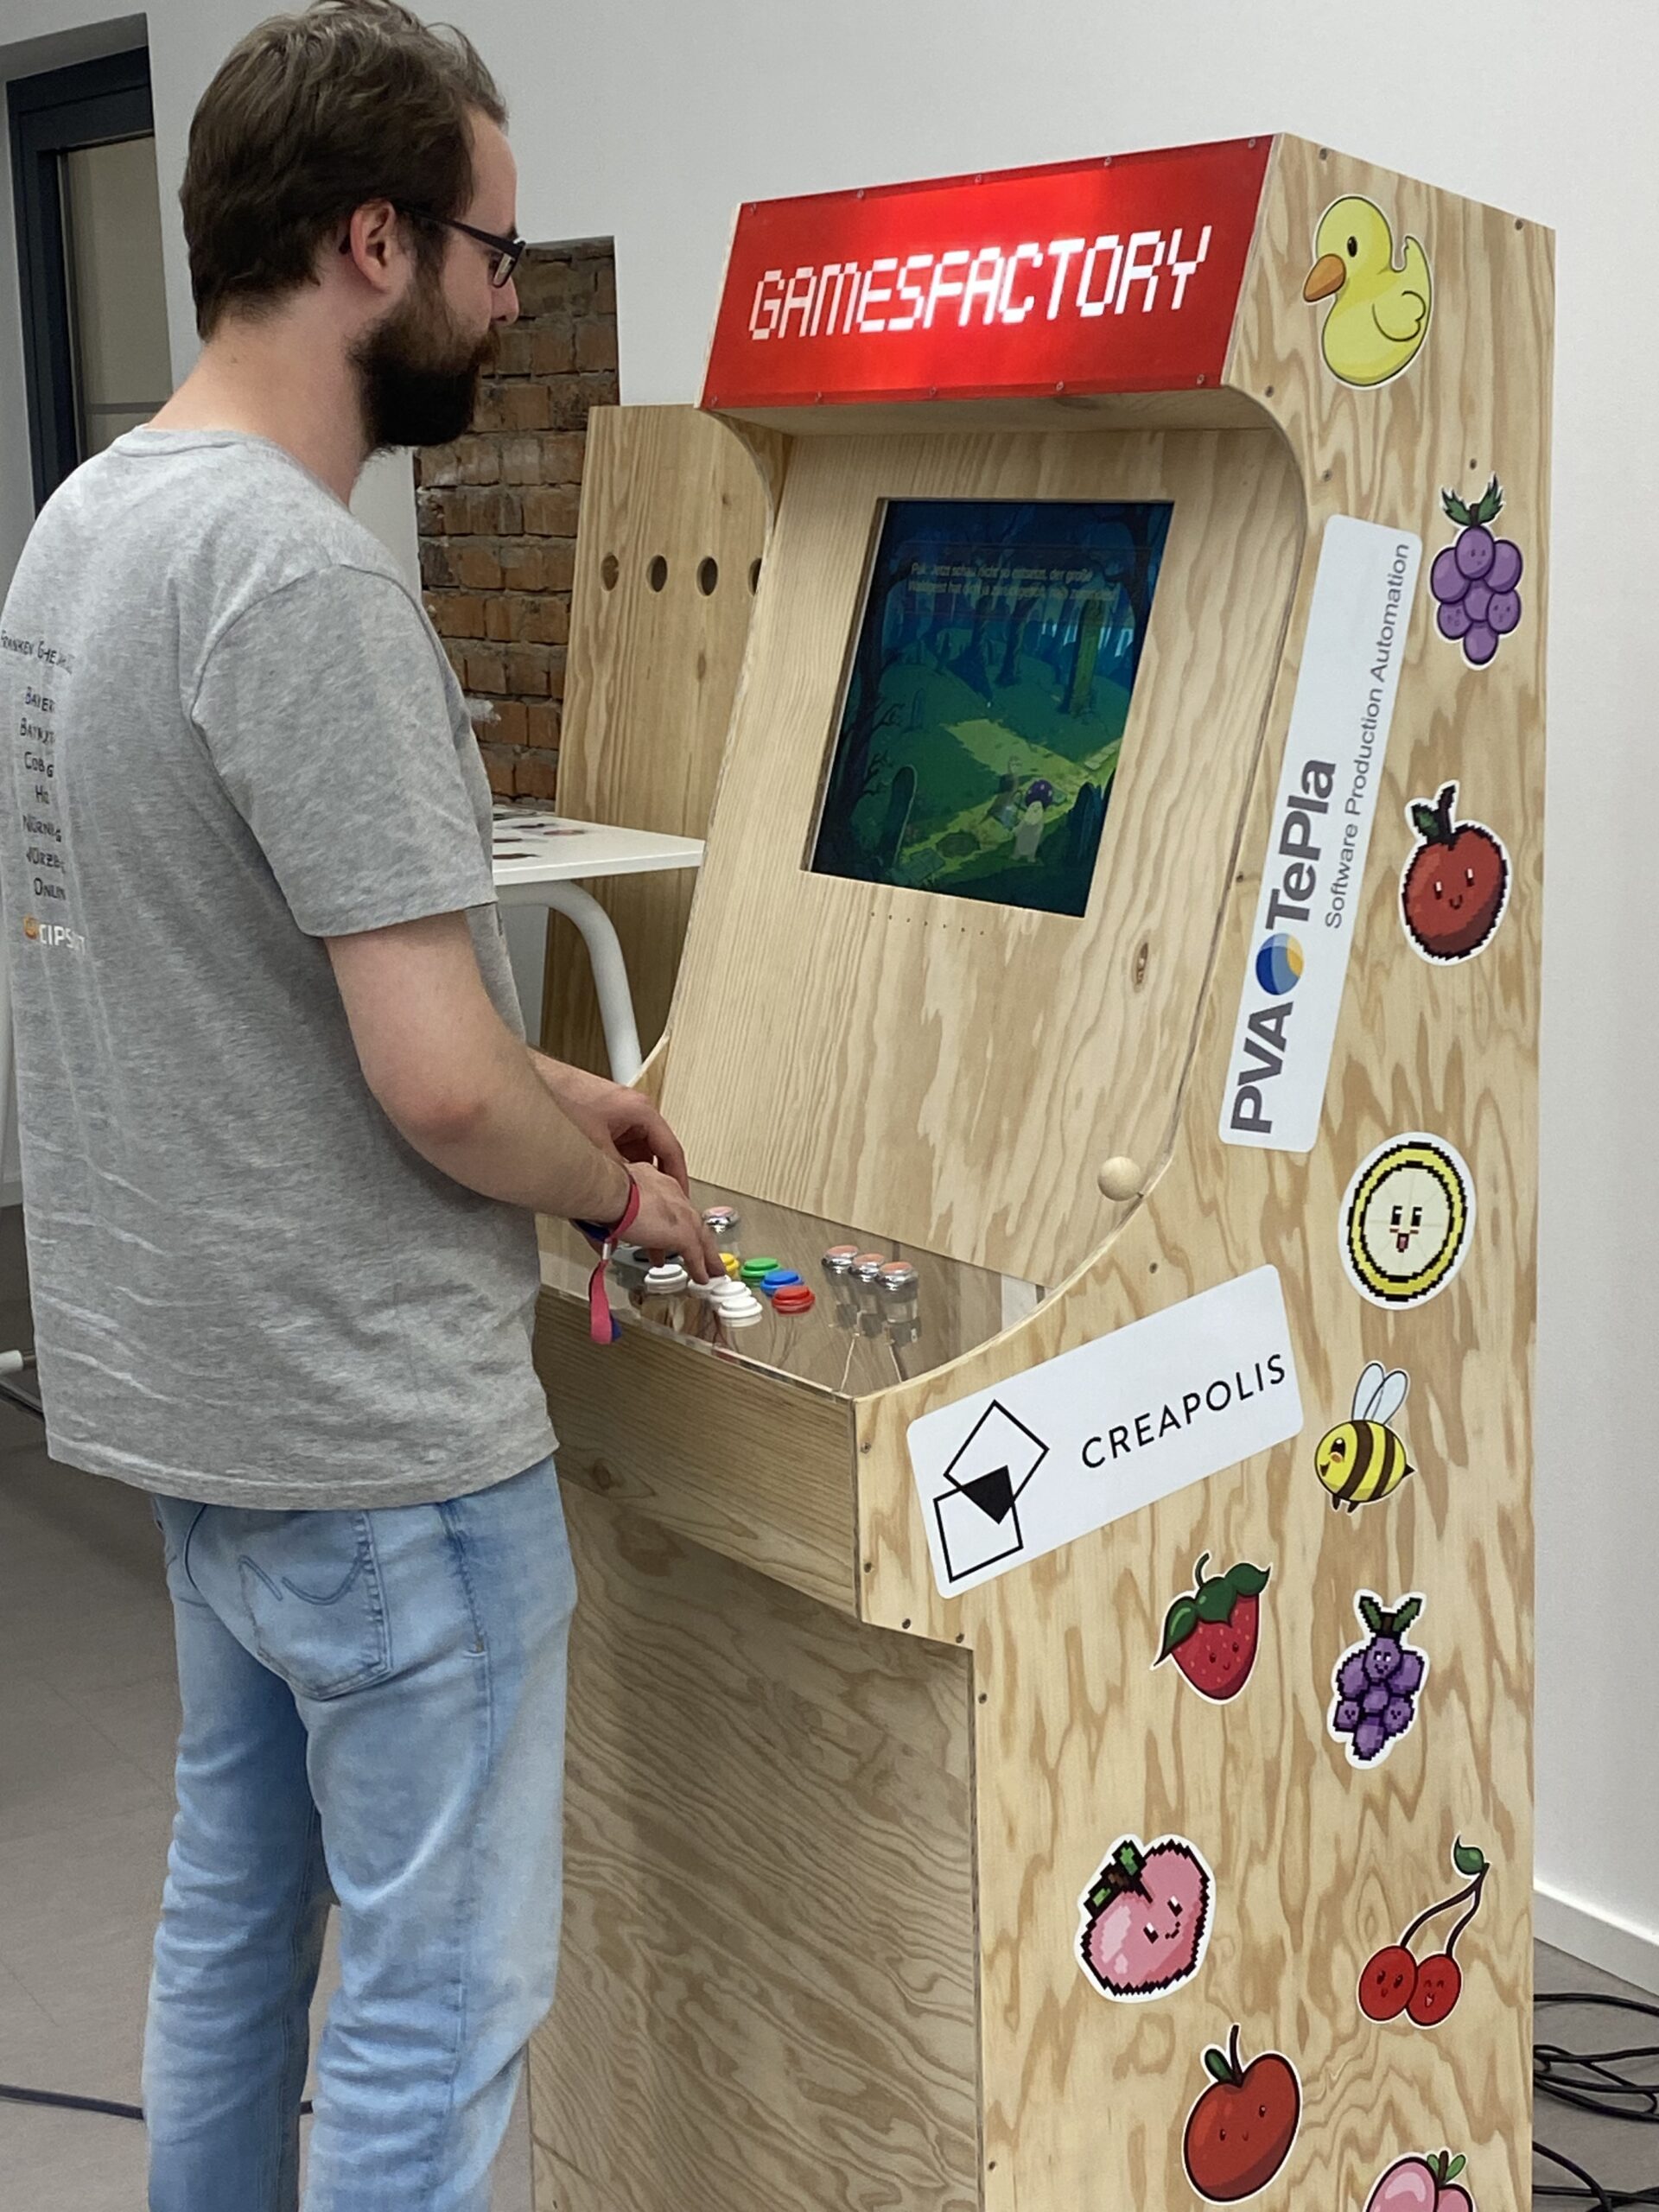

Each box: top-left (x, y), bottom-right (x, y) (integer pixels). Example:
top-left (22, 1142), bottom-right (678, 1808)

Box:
top-left (1096, 1156), bottom-right (1144, 1203)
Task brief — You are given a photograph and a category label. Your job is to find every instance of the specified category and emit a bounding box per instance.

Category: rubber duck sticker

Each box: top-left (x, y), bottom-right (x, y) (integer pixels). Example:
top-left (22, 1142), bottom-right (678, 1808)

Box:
top-left (1303, 196), bottom-right (1432, 387)
top-left (1077, 1833), bottom-right (1213, 2002)
top-left (1367, 2151), bottom-right (1478, 2212)
top-left (1182, 2025), bottom-right (1302, 2203)
top-left (1315, 1363), bottom-right (1414, 1513)
top-left (1401, 784), bottom-right (1511, 964)
top-left (1341, 1133), bottom-right (1474, 1309)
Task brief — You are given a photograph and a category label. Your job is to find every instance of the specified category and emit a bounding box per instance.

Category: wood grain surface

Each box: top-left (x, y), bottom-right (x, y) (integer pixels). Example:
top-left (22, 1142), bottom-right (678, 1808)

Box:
top-left (527, 1486), bottom-right (980, 2212)
top-left (533, 1287), bottom-right (859, 1615)
top-left (849, 135), bottom-right (1548, 2212)
top-left (540, 405), bottom-right (772, 1067)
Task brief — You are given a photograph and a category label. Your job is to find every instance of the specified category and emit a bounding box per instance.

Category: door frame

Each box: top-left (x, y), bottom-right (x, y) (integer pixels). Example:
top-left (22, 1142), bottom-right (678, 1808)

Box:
top-left (7, 47), bottom-right (155, 509)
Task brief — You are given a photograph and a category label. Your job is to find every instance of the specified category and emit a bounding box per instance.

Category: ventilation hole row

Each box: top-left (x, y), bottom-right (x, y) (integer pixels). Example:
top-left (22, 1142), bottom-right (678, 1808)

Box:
top-left (597, 553), bottom-right (763, 596)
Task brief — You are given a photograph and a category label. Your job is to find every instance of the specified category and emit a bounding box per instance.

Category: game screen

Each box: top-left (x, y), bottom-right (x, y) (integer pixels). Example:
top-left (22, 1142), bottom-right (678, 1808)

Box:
top-left (809, 497), bottom-right (1173, 916)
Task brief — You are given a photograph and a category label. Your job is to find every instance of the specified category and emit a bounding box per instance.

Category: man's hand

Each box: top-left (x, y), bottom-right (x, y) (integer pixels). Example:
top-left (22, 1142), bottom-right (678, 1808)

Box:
top-left (531, 1056), bottom-right (689, 1192)
top-left (625, 1164), bottom-right (722, 1282)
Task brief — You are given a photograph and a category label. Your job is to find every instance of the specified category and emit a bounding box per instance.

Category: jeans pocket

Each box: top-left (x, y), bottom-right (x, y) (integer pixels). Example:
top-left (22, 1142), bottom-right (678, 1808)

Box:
top-left (151, 1497), bottom-right (212, 1610)
top-left (234, 1511), bottom-right (393, 1700)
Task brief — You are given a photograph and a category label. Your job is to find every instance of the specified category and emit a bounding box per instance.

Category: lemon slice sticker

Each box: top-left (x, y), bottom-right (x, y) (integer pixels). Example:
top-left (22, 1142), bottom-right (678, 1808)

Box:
top-left (1341, 1134), bottom-right (1474, 1308)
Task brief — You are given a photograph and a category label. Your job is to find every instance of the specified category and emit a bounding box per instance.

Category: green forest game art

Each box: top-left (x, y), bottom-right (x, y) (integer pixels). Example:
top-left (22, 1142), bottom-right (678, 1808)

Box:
top-left (810, 497), bottom-right (1173, 916)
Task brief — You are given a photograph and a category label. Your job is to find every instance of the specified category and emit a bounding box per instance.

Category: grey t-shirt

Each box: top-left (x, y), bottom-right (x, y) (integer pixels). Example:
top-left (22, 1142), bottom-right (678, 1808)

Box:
top-left (0, 428), bottom-right (555, 1508)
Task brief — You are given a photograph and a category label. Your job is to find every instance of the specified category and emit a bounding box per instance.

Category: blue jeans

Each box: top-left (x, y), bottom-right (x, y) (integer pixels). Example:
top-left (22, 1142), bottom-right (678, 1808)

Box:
top-left (143, 1457), bottom-right (575, 2212)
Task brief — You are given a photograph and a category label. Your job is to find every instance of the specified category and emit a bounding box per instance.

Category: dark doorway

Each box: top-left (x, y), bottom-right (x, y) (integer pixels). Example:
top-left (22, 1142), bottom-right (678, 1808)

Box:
top-left (8, 48), bottom-right (168, 510)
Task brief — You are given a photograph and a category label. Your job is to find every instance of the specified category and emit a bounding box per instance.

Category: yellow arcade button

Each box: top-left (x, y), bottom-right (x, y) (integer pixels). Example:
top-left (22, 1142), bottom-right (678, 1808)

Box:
top-left (721, 1251), bottom-right (741, 1278)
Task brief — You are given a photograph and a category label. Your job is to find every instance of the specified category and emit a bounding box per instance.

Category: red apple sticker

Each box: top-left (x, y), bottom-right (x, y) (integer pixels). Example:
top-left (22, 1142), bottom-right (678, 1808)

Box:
top-left (1077, 1834), bottom-right (1213, 2002)
top-left (1182, 2024), bottom-right (1302, 2202)
top-left (1401, 784), bottom-right (1510, 963)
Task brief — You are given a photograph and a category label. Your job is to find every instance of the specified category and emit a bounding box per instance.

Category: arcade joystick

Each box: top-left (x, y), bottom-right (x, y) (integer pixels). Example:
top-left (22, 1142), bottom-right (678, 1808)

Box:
top-left (821, 1246), bottom-right (861, 1328)
top-left (849, 1252), bottom-right (890, 1338)
top-left (702, 1204), bottom-right (741, 1240)
top-left (875, 1260), bottom-right (921, 1347)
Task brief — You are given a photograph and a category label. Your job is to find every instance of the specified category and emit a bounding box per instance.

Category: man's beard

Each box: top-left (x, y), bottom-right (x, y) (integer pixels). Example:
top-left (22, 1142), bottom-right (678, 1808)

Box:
top-left (352, 273), bottom-right (493, 453)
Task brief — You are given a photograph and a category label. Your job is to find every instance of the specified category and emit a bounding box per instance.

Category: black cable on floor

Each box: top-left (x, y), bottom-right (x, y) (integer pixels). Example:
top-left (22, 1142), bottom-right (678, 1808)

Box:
top-left (1535, 1989), bottom-right (1659, 2207)
top-left (0, 2082), bottom-right (312, 2121)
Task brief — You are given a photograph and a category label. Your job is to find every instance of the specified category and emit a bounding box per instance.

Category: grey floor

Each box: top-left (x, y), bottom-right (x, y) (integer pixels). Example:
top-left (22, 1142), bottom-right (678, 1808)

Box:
top-left (0, 1210), bottom-right (531, 2210)
top-left (0, 1215), bottom-right (1653, 2209)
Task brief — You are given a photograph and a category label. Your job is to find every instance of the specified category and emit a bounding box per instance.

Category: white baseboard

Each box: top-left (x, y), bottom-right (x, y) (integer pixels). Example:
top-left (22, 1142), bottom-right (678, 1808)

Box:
top-left (1536, 1878), bottom-right (1659, 1996)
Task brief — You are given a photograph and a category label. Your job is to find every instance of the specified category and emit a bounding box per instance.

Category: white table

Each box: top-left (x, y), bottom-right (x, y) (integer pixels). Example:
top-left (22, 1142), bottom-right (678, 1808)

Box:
top-left (490, 809), bottom-right (704, 1084)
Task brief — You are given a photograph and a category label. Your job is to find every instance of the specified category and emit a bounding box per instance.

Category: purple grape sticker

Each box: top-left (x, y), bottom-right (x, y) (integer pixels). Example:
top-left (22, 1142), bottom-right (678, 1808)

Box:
top-left (1328, 1592), bottom-right (1430, 1770)
top-left (1428, 477), bottom-right (1525, 670)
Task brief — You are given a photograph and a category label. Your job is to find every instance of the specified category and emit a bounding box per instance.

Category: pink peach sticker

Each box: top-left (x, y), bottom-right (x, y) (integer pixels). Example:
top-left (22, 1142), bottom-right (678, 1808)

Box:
top-left (1077, 1833), bottom-right (1213, 2003)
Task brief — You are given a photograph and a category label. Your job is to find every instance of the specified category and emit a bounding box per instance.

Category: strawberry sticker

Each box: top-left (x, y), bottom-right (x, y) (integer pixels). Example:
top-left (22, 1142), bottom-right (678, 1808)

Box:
top-left (1154, 1554), bottom-right (1271, 1703)
top-left (1077, 1833), bottom-right (1214, 2003)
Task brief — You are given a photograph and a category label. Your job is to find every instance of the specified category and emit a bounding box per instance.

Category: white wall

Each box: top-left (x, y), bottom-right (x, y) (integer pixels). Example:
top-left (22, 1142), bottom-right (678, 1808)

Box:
top-left (3, 0), bottom-right (1656, 1986)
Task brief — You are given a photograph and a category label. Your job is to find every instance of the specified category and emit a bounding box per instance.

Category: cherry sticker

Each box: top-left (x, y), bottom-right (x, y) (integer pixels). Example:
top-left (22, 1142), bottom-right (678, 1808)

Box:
top-left (1358, 1837), bottom-right (1490, 2031)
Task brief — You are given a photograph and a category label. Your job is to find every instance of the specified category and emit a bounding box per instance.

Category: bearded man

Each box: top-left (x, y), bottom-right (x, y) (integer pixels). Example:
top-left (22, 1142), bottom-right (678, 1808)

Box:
top-left (0, 6), bottom-right (717, 2206)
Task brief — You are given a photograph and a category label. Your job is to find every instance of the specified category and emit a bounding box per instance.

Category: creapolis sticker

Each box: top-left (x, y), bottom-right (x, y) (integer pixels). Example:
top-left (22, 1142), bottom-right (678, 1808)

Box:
top-left (1221, 517), bottom-right (1421, 1154)
top-left (906, 1267), bottom-right (1302, 1598)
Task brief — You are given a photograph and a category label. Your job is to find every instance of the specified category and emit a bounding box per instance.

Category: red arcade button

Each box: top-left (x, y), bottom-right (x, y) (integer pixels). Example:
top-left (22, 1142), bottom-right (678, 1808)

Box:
top-left (772, 1284), bottom-right (816, 1314)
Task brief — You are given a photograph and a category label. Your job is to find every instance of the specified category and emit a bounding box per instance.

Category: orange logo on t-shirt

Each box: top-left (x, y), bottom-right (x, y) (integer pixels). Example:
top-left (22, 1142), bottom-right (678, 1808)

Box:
top-left (22, 914), bottom-right (39, 941)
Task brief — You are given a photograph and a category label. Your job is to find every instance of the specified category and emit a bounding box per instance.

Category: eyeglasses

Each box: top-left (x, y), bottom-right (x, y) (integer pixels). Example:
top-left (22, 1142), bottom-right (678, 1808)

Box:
top-left (397, 208), bottom-right (525, 289)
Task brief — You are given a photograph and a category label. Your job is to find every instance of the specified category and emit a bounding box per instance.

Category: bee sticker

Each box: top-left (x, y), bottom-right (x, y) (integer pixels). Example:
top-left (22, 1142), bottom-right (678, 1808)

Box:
top-left (1341, 1133), bottom-right (1474, 1309)
top-left (1316, 1363), bottom-right (1414, 1514)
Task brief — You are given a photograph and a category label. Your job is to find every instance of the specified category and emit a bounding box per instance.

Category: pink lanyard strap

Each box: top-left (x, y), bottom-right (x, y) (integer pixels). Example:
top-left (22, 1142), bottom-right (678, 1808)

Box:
top-left (575, 1175), bottom-right (642, 1344)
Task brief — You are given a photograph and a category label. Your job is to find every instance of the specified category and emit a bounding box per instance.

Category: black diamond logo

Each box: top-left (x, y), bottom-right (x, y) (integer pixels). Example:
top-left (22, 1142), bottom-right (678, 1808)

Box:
top-left (931, 1401), bottom-right (1049, 1583)
top-left (959, 1465), bottom-right (1015, 1523)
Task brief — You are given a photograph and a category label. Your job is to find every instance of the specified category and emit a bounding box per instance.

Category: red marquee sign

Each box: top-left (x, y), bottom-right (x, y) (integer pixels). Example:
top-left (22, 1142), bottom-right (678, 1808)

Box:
top-left (702, 137), bottom-right (1273, 413)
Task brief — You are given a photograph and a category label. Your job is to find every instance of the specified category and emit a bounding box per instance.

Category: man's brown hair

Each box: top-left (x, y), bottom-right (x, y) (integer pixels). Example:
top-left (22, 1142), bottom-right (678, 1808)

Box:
top-left (181, 0), bottom-right (506, 339)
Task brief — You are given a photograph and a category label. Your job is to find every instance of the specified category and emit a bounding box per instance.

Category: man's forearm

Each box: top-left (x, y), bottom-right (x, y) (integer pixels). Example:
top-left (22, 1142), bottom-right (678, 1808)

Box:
top-left (402, 1033), bottom-right (632, 1223)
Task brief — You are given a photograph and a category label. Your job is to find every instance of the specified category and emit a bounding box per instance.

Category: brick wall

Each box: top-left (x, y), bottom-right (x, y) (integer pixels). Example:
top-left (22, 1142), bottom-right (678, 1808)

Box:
top-left (415, 239), bottom-right (619, 800)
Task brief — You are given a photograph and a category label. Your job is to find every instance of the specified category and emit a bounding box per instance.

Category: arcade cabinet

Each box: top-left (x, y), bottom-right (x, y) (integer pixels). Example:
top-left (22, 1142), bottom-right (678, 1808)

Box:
top-left (526, 134), bottom-right (1550, 2212)
top-left (539, 405), bottom-right (773, 1073)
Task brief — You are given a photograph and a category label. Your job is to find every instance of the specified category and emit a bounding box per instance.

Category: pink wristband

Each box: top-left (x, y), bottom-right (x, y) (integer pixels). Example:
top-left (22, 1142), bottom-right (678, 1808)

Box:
top-left (578, 1175), bottom-right (641, 1345)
